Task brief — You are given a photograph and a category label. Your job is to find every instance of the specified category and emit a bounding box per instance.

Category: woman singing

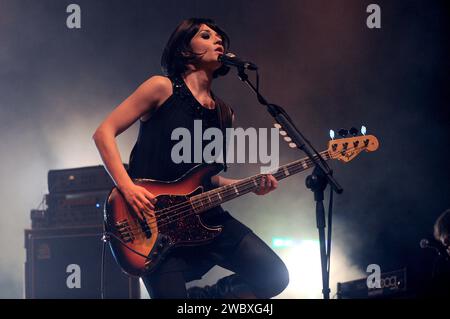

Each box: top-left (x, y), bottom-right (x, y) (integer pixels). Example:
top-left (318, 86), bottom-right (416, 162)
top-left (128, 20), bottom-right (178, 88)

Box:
top-left (93, 18), bottom-right (289, 299)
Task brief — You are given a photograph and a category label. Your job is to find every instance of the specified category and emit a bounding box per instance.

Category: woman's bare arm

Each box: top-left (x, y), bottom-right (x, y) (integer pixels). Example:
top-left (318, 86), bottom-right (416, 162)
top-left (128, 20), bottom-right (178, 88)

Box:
top-left (92, 75), bottom-right (172, 213)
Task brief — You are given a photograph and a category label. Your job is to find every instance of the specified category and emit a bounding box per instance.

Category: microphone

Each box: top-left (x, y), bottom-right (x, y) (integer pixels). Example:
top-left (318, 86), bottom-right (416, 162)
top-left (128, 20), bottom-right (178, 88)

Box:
top-left (420, 238), bottom-right (448, 258)
top-left (420, 238), bottom-right (435, 249)
top-left (218, 52), bottom-right (258, 71)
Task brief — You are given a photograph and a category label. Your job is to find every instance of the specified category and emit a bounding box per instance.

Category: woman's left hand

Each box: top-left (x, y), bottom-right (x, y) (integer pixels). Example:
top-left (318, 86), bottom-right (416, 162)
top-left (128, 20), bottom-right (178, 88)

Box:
top-left (253, 174), bottom-right (278, 195)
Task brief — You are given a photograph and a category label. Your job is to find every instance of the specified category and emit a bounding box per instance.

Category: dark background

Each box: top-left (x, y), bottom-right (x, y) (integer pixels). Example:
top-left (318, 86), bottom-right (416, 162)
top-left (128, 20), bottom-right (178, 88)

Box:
top-left (0, 0), bottom-right (448, 298)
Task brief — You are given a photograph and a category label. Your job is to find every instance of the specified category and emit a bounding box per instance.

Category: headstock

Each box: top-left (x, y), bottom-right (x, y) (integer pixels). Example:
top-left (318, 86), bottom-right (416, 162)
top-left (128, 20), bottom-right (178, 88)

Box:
top-left (273, 123), bottom-right (379, 163)
top-left (328, 128), bottom-right (379, 162)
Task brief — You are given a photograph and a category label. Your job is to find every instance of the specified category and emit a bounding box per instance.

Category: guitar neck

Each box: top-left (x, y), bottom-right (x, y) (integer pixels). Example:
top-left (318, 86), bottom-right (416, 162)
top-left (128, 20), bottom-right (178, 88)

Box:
top-left (190, 150), bottom-right (331, 214)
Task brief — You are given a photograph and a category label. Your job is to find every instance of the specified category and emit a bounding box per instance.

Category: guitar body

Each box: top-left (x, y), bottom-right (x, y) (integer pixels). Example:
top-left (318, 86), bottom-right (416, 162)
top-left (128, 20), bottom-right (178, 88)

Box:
top-left (104, 163), bottom-right (223, 277)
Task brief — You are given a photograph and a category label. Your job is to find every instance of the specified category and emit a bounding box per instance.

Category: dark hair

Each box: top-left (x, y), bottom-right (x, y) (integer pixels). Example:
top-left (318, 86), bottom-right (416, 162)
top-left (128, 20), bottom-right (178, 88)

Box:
top-left (161, 18), bottom-right (230, 78)
top-left (434, 209), bottom-right (450, 241)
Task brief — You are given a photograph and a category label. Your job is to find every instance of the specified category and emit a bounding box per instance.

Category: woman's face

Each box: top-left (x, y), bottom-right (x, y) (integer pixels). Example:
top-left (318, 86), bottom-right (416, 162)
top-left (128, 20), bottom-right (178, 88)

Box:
top-left (188, 24), bottom-right (224, 71)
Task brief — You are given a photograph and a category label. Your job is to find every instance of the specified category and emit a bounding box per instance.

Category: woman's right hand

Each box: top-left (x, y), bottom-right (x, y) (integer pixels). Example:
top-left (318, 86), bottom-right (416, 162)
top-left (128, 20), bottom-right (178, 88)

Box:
top-left (119, 183), bottom-right (157, 217)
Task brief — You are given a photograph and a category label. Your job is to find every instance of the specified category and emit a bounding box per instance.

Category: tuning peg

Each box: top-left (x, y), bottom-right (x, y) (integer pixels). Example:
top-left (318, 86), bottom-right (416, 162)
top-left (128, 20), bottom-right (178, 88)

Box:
top-left (329, 130), bottom-right (335, 140)
top-left (338, 129), bottom-right (348, 138)
top-left (274, 123), bottom-right (281, 129)
top-left (284, 136), bottom-right (292, 142)
top-left (349, 127), bottom-right (358, 136)
top-left (288, 143), bottom-right (297, 148)
top-left (361, 125), bottom-right (367, 135)
top-left (279, 130), bottom-right (287, 136)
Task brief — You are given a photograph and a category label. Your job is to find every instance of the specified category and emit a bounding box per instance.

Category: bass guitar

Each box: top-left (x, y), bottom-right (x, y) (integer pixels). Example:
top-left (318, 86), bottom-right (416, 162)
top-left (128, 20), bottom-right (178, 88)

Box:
top-left (104, 134), bottom-right (379, 276)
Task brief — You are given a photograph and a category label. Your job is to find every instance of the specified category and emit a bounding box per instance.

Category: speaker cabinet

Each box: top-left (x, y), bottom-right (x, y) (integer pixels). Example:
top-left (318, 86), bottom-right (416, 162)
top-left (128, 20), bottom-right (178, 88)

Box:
top-left (25, 226), bottom-right (140, 299)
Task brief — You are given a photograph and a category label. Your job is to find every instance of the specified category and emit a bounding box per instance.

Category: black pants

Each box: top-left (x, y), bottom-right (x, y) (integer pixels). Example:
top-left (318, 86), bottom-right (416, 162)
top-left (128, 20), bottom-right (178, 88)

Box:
top-left (142, 231), bottom-right (289, 299)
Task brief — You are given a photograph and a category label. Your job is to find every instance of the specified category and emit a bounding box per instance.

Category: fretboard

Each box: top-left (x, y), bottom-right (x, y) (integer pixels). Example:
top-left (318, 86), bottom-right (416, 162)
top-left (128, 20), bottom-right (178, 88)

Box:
top-left (189, 150), bottom-right (331, 214)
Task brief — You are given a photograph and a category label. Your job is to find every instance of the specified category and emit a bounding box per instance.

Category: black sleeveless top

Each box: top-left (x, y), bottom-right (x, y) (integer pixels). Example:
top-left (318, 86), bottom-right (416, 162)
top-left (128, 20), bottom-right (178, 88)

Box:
top-left (128, 76), bottom-right (224, 183)
top-left (127, 77), bottom-right (252, 277)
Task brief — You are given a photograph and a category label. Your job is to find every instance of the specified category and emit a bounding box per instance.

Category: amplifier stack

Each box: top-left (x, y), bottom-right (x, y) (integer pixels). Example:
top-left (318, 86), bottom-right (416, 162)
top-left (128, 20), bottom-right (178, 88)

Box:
top-left (25, 165), bottom-right (140, 299)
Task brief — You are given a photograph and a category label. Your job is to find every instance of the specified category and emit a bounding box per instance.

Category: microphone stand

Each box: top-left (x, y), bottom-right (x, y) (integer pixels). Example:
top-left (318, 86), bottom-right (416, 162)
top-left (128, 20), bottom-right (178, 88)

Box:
top-left (235, 67), bottom-right (343, 299)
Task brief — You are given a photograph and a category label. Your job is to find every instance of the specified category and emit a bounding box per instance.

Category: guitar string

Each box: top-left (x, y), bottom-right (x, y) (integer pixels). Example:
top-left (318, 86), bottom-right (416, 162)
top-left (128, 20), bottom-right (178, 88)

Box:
top-left (143, 150), bottom-right (330, 220)
top-left (121, 144), bottom-right (364, 235)
top-left (149, 139), bottom-right (370, 220)
top-left (117, 144), bottom-right (367, 236)
top-left (119, 157), bottom-right (323, 238)
top-left (121, 150), bottom-right (331, 233)
top-left (121, 144), bottom-right (366, 235)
